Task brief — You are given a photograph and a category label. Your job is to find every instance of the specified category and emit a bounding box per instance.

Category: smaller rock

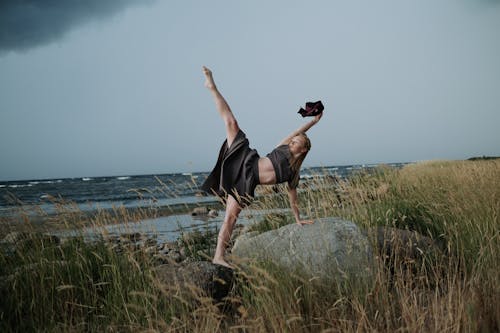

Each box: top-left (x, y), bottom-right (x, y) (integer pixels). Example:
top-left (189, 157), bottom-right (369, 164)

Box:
top-left (144, 246), bottom-right (157, 255)
top-left (154, 261), bottom-right (234, 301)
top-left (208, 209), bottom-right (219, 218)
top-left (120, 239), bottom-right (131, 246)
top-left (15, 233), bottom-right (60, 252)
top-left (153, 254), bottom-right (170, 265)
top-left (179, 247), bottom-right (187, 258)
top-left (1, 232), bottom-right (31, 244)
top-left (159, 248), bottom-right (170, 255)
top-left (168, 251), bottom-right (182, 263)
top-left (191, 206), bottom-right (209, 216)
top-left (121, 232), bottom-right (142, 242)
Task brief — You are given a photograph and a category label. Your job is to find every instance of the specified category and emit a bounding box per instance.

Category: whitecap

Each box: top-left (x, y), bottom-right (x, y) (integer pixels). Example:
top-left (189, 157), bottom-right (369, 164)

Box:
top-left (0, 184), bottom-right (6, 188)
top-left (117, 176), bottom-right (131, 180)
top-left (82, 177), bottom-right (92, 181)
top-left (9, 184), bottom-right (32, 188)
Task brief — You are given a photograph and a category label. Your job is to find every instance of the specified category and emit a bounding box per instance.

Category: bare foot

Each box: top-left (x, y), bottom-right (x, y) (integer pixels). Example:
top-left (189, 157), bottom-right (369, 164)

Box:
top-left (202, 66), bottom-right (216, 90)
top-left (212, 258), bottom-right (233, 269)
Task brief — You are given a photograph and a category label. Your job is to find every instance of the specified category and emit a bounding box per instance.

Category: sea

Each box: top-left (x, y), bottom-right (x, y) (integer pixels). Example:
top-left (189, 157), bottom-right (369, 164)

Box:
top-left (1, 162), bottom-right (409, 242)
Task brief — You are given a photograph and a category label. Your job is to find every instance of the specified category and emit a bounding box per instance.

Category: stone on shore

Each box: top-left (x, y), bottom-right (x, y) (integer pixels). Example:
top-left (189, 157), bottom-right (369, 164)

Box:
top-left (231, 217), bottom-right (374, 280)
top-left (191, 206), bottom-right (209, 216)
top-left (1, 231), bottom-right (60, 253)
top-left (368, 226), bottom-right (444, 275)
top-left (154, 261), bottom-right (234, 301)
top-left (191, 206), bottom-right (218, 218)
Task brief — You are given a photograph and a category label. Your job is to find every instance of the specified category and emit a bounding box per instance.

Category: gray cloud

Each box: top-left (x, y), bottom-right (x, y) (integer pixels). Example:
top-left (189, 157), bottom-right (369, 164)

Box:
top-left (0, 0), bottom-right (154, 54)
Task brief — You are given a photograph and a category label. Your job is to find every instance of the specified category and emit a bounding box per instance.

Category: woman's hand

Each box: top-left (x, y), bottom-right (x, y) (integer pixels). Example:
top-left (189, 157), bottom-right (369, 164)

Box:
top-left (313, 112), bottom-right (323, 124)
top-left (296, 219), bottom-right (314, 225)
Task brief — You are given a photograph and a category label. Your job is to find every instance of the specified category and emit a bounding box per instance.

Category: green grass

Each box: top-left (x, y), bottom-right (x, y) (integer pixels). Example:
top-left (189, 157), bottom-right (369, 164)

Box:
top-left (244, 212), bottom-right (293, 234)
top-left (0, 159), bottom-right (498, 332)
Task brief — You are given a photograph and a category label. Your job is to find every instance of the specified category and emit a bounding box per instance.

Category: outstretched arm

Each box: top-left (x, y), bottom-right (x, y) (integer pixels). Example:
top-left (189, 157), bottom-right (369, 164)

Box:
top-left (277, 112), bottom-right (323, 147)
top-left (288, 188), bottom-right (314, 225)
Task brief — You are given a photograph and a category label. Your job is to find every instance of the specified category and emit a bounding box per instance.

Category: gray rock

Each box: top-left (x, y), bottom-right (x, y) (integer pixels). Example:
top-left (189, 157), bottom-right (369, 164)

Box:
top-left (368, 226), bottom-right (444, 274)
top-left (1, 232), bottom-right (60, 253)
top-left (232, 217), bottom-right (374, 280)
top-left (208, 209), bottom-right (219, 218)
top-left (154, 261), bottom-right (234, 301)
top-left (120, 232), bottom-right (142, 242)
top-left (153, 254), bottom-right (171, 265)
top-left (168, 251), bottom-right (182, 263)
top-left (144, 246), bottom-right (157, 255)
top-left (1, 232), bottom-right (31, 244)
top-left (144, 238), bottom-right (157, 247)
top-left (191, 206), bottom-right (209, 216)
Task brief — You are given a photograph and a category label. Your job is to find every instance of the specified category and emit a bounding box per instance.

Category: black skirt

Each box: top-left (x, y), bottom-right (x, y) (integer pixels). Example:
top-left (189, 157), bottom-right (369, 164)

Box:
top-left (201, 130), bottom-right (260, 207)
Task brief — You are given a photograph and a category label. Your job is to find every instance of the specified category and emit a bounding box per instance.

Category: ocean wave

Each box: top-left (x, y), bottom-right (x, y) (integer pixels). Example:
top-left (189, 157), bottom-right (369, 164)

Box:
top-left (0, 185), bottom-right (5, 188)
top-left (28, 180), bottom-right (62, 185)
top-left (117, 176), bottom-right (131, 180)
top-left (8, 184), bottom-right (33, 188)
top-left (82, 177), bottom-right (92, 181)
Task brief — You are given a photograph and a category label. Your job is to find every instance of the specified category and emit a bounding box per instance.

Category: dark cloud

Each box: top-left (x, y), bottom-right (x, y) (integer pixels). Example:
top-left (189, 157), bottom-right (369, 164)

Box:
top-left (0, 0), bottom-right (154, 54)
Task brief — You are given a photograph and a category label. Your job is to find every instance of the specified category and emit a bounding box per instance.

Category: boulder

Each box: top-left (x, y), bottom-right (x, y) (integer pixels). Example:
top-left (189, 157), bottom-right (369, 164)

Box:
top-left (1, 232), bottom-right (60, 253)
top-left (231, 218), bottom-right (373, 280)
top-left (1, 232), bottom-right (31, 244)
top-left (368, 226), bottom-right (444, 275)
top-left (154, 261), bottom-right (234, 302)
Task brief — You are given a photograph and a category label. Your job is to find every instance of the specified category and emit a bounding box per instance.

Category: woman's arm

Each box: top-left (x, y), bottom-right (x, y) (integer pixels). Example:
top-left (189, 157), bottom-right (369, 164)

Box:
top-left (277, 112), bottom-right (323, 146)
top-left (288, 188), bottom-right (314, 225)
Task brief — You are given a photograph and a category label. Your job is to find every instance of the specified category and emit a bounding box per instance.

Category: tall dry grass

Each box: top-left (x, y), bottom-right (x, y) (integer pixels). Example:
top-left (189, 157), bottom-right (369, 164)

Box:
top-left (0, 159), bottom-right (498, 332)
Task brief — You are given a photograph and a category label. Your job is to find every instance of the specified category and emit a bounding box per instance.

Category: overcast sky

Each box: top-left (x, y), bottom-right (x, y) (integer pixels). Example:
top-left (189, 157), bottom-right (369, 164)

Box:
top-left (1, 0), bottom-right (499, 181)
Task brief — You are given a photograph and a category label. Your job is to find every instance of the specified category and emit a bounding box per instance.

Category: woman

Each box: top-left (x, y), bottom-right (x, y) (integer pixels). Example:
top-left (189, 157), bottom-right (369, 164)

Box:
top-left (201, 66), bottom-right (323, 268)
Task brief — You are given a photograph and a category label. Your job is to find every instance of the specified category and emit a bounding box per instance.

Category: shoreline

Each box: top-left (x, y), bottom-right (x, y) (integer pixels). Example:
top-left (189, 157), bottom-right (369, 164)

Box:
top-left (0, 199), bottom-right (225, 238)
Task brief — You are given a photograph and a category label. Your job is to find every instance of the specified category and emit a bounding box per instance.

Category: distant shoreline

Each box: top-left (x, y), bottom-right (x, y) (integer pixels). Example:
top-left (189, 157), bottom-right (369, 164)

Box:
top-left (467, 156), bottom-right (500, 161)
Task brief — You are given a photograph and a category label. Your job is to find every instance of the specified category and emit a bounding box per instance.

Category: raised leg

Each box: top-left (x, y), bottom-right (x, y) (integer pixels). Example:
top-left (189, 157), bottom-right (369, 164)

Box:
top-left (203, 66), bottom-right (240, 148)
top-left (213, 195), bottom-right (242, 268)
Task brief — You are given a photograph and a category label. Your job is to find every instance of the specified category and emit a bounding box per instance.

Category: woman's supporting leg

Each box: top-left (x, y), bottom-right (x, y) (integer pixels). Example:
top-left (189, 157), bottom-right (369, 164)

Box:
top-left (203, 66), bottom-right (240, 148)
top-left (213, 195), bottom-right (242, 268)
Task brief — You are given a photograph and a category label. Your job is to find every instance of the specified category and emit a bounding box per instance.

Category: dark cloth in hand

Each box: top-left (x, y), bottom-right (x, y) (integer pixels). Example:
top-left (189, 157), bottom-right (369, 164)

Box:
top-left (298, 100), bottom-right (324, 117)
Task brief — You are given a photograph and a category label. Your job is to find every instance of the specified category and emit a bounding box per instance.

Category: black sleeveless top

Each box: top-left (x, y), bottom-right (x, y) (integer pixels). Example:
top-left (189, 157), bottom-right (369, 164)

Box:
top-left (266, 145), bottom-right (300, 189)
